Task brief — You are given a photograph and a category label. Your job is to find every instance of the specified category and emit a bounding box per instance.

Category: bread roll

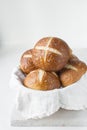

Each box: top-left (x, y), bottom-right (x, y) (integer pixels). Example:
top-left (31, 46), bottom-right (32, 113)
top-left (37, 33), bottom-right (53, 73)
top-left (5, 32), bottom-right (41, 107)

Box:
top-left (32, 37), bottom-right (72, 71)
top-left (59, 55), bottom-right (87, 87)
top-left (20, 49), bottom-right (36, 74)
top-left (24, 69), bottom-right (61, 90)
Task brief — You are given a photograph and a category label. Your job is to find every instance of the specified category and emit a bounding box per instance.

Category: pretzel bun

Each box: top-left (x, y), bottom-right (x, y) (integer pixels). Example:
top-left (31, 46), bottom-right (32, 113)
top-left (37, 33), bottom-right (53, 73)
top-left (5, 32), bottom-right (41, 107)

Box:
top-left (32, 37), bottom-right (72, 71)
top-left (24, 69), bottom-right (61, 90)
top-left (20, 49), bottom-right (36, 74)
top-left (59, 55), bottom-right (87, 87)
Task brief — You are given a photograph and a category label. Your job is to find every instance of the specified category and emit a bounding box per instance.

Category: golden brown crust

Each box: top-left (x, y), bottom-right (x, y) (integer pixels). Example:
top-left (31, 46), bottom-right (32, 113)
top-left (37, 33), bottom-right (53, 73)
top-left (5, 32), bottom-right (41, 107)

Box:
top-left (24, 69), bottom-right (61, 90)
top-left (20, 49), bottom-right (36, 74)
top-left (32, 37), bottom-right (72, 71)
top-left (59, 55), bottom-right (87, 87)
top-left (20, 37), bottom-right (87, 90)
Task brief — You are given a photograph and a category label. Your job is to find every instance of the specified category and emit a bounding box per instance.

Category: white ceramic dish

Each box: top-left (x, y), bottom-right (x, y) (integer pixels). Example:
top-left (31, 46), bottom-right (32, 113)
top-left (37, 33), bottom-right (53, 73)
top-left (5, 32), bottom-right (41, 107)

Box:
top-left (9, 66), bottom-right (87, 119)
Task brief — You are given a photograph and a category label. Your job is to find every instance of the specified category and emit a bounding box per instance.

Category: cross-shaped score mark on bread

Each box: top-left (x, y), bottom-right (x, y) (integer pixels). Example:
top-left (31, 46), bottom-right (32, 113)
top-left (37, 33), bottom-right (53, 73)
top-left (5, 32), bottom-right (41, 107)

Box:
top-left (65, 64), bottom-right (78, 71)
top-left (38, 69), bottom-right (45, 82)
top-left (35, 37), bottom-right (62, 62)
top-left (38, 70), bottom-right (58, 83)
top-left (51, 72), bottom-right (58, 77)
top-left (23, 54), bottom-right (32, 58)
top-left (44, 37), bottom-right (53, 62)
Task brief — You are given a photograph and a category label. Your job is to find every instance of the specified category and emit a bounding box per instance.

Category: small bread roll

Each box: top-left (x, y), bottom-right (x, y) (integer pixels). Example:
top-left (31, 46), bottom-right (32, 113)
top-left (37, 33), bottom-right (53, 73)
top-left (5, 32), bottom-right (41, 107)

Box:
top-left (24, 69), bottom-right (61, 90)
top-left (32, 37), bottom-right (72, 71)
top-left (20, 49), bottom-right (36, 74)
top-left (59, 55), bottom-right (87, 87)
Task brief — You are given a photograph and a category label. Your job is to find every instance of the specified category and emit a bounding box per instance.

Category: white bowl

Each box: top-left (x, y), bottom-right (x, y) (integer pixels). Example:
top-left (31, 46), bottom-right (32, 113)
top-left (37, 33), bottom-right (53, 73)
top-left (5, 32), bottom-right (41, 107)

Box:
top-left (9, 67), bottom-right (87, 119)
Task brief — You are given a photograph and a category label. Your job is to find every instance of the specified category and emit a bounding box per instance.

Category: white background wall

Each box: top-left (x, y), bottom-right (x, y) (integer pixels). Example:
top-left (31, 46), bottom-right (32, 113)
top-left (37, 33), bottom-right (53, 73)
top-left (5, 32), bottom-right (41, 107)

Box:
top-left (0, 0), bottom-right (87, 49)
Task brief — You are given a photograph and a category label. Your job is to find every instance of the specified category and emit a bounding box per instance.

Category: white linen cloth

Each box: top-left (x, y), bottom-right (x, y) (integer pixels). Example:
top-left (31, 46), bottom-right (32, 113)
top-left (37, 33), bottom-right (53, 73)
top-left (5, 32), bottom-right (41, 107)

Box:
top-left (9, 67), bottom-right (87, 119)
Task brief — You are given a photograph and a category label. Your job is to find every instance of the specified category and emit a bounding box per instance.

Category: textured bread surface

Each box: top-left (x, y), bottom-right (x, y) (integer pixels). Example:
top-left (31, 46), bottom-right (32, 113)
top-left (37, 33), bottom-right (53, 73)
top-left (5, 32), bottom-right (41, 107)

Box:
top-left (59, 55), bottom-right (87, 87)
top-left (32, 37), bottom-right (71, 71)
top-left (20, 49), bottom-right (36, 74)
top-left (24, 69), bottom-right (61, 90)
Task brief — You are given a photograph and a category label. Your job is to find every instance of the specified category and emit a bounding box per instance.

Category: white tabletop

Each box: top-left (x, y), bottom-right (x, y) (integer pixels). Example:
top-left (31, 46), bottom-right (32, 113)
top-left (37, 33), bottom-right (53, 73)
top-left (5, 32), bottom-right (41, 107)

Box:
top-left (0, 47), bottom-right (87, 128)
